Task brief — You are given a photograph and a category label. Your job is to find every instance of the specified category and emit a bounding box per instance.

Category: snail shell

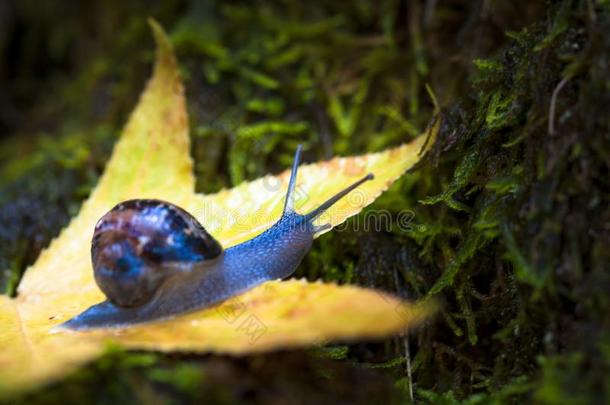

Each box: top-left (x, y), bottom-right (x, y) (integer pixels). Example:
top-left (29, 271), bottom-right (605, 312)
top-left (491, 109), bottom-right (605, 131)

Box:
top-left (92, 199), bottom-right (222, 308)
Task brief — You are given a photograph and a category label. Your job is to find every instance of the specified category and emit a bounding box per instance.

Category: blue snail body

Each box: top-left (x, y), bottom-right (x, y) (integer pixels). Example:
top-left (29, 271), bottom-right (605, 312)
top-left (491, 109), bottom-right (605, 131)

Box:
top-left (61, 146), bottom-right (373, 330)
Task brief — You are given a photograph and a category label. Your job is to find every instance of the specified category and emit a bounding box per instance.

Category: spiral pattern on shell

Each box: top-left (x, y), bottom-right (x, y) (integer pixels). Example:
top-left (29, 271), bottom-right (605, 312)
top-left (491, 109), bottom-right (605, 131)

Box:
top-left (91, 199), bottom-right (222, 308)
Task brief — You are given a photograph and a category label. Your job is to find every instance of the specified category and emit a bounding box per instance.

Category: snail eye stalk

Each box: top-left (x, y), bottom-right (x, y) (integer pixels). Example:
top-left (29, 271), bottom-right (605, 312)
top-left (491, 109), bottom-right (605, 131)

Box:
top-left (282, 144), bottom-right (374, 224)
top-left (282, 144), bottom-right (303, 215)
top-left (303, 173), bottom-right (374, 222)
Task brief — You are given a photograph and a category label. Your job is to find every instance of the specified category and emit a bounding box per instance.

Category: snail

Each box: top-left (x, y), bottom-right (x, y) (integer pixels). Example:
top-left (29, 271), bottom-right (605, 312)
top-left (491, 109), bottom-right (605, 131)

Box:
top-left (60, 146), bottom-right (373, 330)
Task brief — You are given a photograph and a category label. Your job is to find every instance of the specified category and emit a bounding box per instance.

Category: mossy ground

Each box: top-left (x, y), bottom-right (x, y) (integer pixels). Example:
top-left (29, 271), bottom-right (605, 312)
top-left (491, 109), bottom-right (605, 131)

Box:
top-left (1, 1), bottom-right (608, 404)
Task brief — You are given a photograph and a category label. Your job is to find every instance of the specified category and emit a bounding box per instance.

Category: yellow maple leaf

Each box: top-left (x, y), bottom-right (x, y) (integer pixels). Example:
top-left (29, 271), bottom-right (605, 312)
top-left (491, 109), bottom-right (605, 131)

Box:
top-left (0, 20), bottom-right (437, 398)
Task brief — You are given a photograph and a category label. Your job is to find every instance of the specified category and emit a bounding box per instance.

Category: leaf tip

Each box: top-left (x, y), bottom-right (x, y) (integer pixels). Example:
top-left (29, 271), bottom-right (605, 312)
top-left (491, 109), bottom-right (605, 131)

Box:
top-left (147, 18), bottom-right (174, 60)
top-left (394, 298), bottom-right (440, 332)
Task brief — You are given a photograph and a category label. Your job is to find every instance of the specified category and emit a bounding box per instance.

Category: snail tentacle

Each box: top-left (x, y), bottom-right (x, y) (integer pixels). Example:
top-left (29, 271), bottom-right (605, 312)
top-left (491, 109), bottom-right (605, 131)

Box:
top-left (282, 144), bottom-right (303, 215)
